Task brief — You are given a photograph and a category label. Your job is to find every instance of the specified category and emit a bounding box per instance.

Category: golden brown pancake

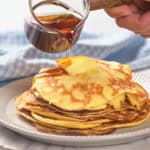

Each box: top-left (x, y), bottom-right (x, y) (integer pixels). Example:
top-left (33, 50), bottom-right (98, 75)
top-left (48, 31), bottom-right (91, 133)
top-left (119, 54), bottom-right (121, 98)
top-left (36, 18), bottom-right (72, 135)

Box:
top-left (16, 89), bottom-right (150, 135)
top-left (33, 56), bottom-right (148, 111)
top-left (17, 102), bottom-right (150, 135)
top-left (34, 123), bottom-right (114, 135)
top-left (15, 56), bottom-right (150, 135)
top-left (17, 106), bottom-right (114, 135)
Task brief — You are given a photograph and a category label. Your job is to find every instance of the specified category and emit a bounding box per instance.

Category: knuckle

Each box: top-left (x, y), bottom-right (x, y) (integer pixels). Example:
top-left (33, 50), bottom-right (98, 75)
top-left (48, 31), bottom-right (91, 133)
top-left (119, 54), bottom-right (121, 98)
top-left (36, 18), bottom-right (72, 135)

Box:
top-left (105, 10), bottom-right (116, 18)
top-left (116, 19), bottom-right (124, 27)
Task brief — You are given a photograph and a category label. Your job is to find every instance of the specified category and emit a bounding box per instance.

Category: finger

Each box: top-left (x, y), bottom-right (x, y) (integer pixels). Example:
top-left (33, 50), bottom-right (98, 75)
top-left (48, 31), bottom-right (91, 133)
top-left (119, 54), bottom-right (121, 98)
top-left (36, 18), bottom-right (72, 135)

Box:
top-left (138, 12), bottom-right (150, 35)
top-left (105, 5), bottom-right (133, 18)
top-left (140, 11), bottom-right (150, 24)
top-left (136, 28), bottom-right (150, 35)
top-left (143, 34), bottom-right (150, 38)
top-left (116, 12), bottom-right (150, 33)
top-left (139, 32), bottom-right (150, 38)
top-left (137, 28), bottom-right (150, 38)
top-left (116, 14), bottom-right (141, 31)
top-left (134, 31), bottom-right (150, 38)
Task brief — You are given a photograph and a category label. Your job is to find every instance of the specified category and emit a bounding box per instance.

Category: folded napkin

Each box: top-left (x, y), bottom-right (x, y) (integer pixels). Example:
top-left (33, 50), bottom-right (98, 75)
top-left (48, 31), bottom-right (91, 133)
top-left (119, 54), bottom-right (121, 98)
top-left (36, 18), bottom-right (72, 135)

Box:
top-left (0, 31), bottom-right (150, 84)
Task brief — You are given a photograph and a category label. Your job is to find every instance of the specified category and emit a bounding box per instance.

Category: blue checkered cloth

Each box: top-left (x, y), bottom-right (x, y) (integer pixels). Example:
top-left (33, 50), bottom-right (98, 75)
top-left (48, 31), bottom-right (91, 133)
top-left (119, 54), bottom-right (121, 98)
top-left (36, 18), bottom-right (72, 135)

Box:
top-left (0, 30), bottom-right (150, 87)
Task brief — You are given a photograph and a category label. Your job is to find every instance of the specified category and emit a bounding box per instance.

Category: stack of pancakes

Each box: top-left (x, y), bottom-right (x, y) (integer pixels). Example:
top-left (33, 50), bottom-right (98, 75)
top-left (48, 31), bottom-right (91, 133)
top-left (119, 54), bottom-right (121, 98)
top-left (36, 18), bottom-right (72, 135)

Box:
top-left (16, 56), bottom-right (150, 135)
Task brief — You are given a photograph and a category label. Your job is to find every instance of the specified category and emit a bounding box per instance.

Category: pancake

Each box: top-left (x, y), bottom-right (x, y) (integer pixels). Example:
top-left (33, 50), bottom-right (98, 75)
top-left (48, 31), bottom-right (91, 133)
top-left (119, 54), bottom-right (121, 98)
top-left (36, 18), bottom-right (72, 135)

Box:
top-left (33, 56), bottom-right (148, 111)
top-left (16, 90), bottom-right (147, 122)
top-left (17, 102), bottom-right (150, 135)
top-left (15, 56), bottom-right (150, 135)
top-left (34, 123), bottom-right (114, 135)
top-left (16, 95), bottom-right (150, 135)
top-left (17, 108), bottom-right (114, 135)
top-left (16, 89), bottom-right (150, 135)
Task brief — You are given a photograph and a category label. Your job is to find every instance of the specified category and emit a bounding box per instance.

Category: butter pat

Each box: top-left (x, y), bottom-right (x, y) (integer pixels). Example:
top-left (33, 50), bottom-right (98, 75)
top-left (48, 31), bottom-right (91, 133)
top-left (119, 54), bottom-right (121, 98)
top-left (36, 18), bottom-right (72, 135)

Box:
top-left (57, 56), bottom-right (99, 75)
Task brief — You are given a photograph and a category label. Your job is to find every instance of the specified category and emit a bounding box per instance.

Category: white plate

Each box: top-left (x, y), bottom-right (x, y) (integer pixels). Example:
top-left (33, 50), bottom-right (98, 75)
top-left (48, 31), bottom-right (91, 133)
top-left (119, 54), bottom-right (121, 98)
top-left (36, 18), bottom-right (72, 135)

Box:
top-left (0, 74), bottom-right (150, 147)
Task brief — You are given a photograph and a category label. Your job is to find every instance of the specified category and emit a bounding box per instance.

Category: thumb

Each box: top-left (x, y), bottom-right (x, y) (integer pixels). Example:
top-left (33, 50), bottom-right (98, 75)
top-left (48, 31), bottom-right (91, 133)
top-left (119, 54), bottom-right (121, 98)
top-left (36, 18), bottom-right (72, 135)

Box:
top-left (144, 0), bottom-right (150, 1)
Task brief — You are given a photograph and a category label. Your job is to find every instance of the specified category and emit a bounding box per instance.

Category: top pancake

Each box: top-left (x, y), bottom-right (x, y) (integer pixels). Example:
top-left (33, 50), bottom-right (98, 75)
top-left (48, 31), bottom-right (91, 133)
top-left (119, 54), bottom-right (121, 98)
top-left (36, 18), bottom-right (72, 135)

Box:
top-left (32, 56), bottom-right (148, 111)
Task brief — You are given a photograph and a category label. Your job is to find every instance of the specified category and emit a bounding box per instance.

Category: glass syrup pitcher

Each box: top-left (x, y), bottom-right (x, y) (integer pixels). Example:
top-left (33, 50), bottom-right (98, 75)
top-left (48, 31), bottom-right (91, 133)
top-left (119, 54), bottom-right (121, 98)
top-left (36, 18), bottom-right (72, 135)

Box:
top-left (25, 0), bottom-right (90, 53)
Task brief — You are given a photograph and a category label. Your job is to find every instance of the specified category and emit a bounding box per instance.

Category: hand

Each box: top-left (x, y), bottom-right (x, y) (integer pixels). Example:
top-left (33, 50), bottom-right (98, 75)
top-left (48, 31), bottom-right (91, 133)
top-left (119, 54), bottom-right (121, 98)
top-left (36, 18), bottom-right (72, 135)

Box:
top-left (105, 0), bottom-right (150, 38)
